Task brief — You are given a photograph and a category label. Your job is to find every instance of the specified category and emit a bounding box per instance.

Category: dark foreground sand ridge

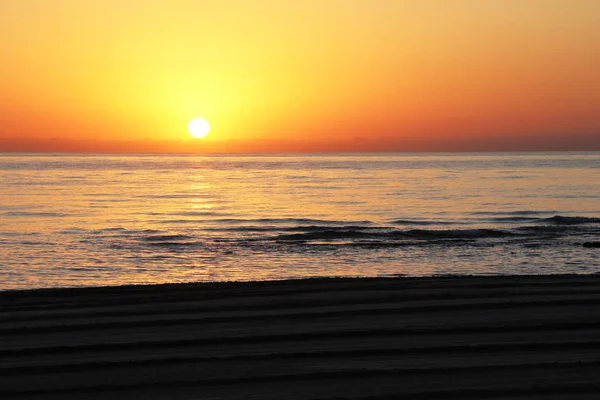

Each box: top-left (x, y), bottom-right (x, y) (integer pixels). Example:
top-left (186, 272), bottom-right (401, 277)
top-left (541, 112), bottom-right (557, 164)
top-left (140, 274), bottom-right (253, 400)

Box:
top-left (2, 275), bottom-right (600, 399)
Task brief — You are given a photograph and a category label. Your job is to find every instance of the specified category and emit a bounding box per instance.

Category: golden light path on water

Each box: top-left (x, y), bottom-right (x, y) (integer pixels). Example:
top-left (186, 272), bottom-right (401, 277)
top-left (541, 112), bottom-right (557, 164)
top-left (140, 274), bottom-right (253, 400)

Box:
top-left (1, 153), bottom-right (599, 290)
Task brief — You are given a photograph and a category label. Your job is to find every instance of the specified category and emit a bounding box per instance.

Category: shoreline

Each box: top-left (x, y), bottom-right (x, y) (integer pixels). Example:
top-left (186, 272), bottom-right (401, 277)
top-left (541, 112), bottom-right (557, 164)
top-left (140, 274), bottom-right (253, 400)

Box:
top-left (3, 274), bottom-right (600, 399)
top-left (3, 272), bottom-right (600, 294)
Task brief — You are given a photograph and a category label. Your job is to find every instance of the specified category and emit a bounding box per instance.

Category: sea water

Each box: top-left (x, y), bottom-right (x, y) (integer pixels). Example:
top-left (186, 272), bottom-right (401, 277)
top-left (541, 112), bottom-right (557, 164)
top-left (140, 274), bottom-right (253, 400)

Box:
top-left (1, 153), bottom-right (599, 290)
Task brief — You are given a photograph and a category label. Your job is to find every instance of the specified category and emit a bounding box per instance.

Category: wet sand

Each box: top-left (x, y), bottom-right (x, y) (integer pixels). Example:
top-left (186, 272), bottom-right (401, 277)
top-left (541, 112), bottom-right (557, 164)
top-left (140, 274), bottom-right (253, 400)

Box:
top-left (2, 275), bottom-right (600, 399)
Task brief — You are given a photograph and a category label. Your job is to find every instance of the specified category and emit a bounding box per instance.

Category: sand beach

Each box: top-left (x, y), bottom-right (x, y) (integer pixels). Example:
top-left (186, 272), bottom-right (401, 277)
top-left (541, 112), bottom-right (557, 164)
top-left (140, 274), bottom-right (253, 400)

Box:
top-left (2, 275), bottom-right (600, 399)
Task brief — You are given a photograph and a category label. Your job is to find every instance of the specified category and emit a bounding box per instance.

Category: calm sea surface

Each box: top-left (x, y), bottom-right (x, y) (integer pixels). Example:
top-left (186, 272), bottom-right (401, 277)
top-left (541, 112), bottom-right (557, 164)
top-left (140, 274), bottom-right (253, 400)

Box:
top-left (1, 153), bottom-right (599, 290)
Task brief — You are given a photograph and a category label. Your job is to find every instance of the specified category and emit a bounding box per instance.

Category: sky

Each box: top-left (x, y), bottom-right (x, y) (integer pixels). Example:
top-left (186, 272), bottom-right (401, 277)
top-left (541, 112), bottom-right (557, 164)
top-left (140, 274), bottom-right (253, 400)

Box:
top-left (1, 0), bottom-right (599, 153)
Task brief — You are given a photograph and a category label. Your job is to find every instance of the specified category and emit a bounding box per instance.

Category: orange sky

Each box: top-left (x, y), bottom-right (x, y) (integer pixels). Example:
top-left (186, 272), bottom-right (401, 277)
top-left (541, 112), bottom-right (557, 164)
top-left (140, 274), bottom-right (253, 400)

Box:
top-left (1, 0), bottom-right (599, 153)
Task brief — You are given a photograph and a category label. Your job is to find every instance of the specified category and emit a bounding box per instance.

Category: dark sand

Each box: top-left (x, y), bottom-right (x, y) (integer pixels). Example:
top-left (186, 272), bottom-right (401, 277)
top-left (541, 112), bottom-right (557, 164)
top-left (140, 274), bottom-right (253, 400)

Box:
top-left (2, 275), bottom-right (600, 399)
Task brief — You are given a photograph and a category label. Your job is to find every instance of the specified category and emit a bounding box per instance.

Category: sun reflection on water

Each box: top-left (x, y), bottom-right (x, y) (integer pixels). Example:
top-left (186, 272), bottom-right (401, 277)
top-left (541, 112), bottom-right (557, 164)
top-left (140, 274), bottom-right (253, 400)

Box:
top-left (1, 153), bottom-right (599, 289)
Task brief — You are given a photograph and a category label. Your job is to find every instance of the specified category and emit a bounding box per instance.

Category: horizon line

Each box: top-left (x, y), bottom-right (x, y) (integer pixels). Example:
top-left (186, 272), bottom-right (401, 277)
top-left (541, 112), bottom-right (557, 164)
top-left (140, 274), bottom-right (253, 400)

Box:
top-left (2, 149), bottom-right (600, 156)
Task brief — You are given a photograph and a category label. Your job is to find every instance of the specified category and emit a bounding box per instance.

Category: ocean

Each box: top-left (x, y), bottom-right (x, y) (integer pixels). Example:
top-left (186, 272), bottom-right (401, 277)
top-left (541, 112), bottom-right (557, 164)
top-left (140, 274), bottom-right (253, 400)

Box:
top-left (1, 152), bottom-right (599, 290)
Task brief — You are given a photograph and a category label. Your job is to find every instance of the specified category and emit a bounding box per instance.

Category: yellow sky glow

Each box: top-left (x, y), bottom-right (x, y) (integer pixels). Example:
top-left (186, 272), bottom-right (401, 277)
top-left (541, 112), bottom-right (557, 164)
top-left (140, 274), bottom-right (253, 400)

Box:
top-left (1, 0), bottom-right (599, 152)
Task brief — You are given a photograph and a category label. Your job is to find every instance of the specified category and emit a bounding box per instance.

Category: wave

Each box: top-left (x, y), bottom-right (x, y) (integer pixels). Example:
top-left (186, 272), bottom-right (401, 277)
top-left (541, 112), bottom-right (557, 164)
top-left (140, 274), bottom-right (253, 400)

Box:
top-left (141, 234), bottom-right (194, 242)
top-left (145, 241), bottom-right (204, 248)
top-left (172, 211), bottom-right (230, 217)
top-left (2, 211), bottom-right (69, 217)
top-left (391, 219), bottom-right (457, 226)
top-left (469, 210), bottom-right (559, 216)
top-left (540, 216), bottom-right (600, 225)
top-left (583, 242), bottom-right (600, 248)
top-left (484, 215), bottom-right (600, 224)
top-left (158, 219), bottom-right (209, 225)
top-left (211, 218), bottom-right (374, 225)
top-left (135, 194), bottom-right (212, 199)
top-left (277, 230), bottom-right (377, 241)
top-left (403, 228), bottom-right (514, 239)
top-left (273, 217), bottom-right (600, 242)
top-left (147, 211), bottom-right (229, 217)
top-left (486, 216), bottom-right (541, 223)
top-left (92, 216), bottom-right (600, 250)
top-left (203, 225), bottom-right (382, 233)
top-left (155, 218), bottom-right (370, 226)
top-left (276, 228), bottom-right (516, 242)
top-left (392, 215), bottom-right (600, 226)
top-left (92, 228), bottom-right (160, 234)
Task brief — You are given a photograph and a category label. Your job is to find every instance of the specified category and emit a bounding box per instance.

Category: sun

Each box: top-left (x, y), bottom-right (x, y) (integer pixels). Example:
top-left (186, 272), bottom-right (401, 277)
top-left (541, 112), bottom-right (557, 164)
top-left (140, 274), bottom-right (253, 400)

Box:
top-left (188, 118), bottom-right (210, 138)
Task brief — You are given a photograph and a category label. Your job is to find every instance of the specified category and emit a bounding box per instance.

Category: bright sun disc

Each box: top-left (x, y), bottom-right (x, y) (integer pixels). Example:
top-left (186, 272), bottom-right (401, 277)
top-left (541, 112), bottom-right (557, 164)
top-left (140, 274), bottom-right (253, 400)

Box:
top-left (188, 118), bottom-right (210, 138)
